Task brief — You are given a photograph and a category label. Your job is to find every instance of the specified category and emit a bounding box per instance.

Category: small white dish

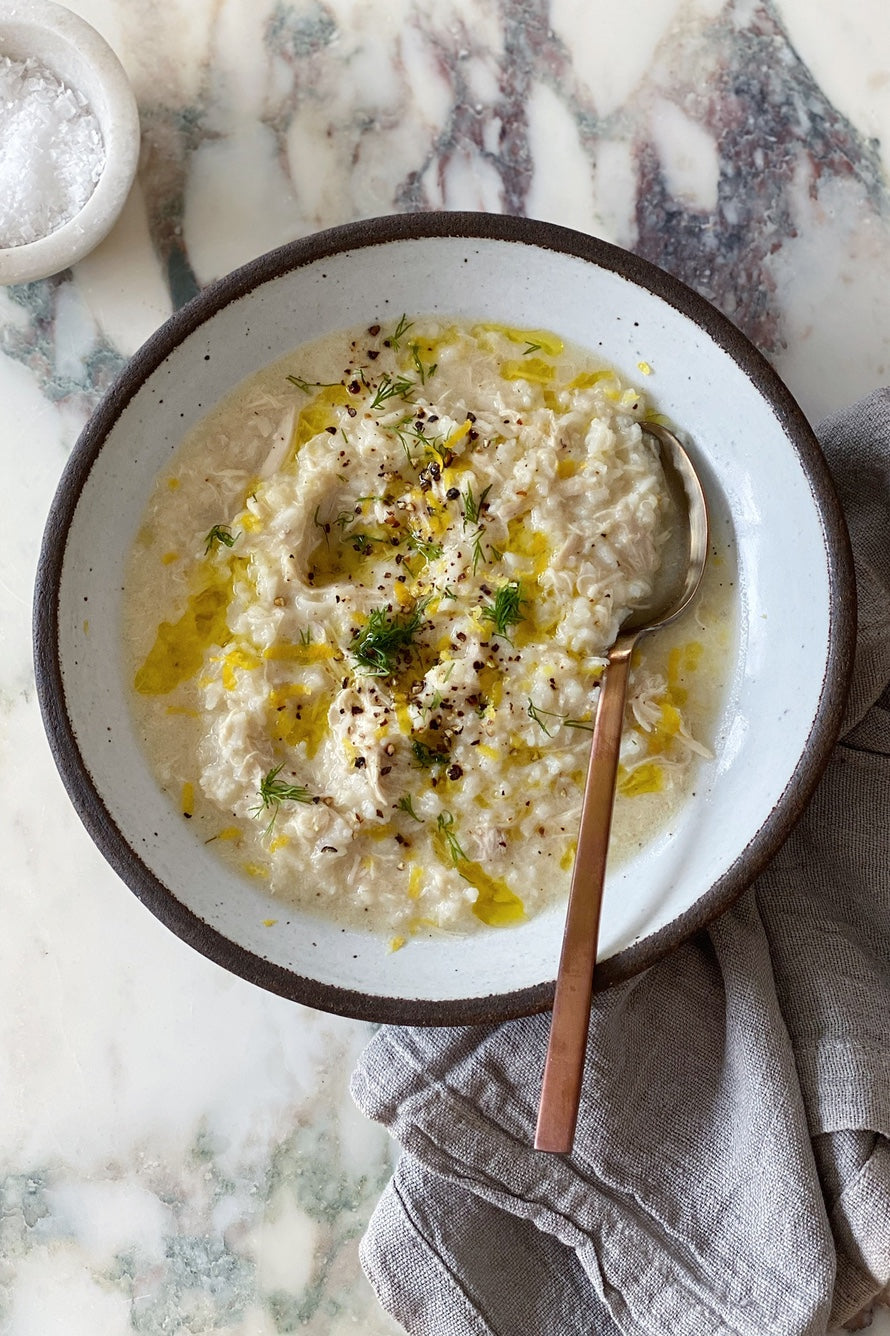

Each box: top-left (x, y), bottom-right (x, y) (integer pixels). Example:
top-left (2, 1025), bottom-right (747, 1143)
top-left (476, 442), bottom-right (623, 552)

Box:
top-left (33, 214), bottom-right (855, 1023)
top-left (0, 0), bottom-right (139, 284)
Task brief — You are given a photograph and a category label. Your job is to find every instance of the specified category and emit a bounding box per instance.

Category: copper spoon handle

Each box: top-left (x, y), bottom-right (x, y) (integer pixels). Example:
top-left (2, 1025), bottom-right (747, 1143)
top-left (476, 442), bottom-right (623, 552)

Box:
top-left (534, 640), bottom-right (634, 1152)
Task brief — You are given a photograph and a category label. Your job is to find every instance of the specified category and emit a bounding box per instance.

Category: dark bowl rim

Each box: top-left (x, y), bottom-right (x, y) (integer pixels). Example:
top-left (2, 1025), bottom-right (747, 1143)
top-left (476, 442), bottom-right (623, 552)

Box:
top-left (32, 210), bottom-right (857, 1026)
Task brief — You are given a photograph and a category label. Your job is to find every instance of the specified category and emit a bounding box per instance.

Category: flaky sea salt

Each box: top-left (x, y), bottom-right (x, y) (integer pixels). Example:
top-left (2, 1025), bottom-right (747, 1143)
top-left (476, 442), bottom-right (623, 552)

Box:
top-left (0, 54), bottom-right (106, 249)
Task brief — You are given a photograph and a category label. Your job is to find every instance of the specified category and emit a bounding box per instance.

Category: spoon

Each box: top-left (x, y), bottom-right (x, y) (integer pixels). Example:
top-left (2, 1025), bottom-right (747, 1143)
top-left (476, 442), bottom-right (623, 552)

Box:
top-left (534, 421), bottom-right (710, 1153)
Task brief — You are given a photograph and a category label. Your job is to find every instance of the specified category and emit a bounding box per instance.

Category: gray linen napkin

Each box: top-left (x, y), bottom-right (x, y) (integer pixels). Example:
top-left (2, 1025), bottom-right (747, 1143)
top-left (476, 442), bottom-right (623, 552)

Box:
top-left (351, 390), bottom-right (890, 1336)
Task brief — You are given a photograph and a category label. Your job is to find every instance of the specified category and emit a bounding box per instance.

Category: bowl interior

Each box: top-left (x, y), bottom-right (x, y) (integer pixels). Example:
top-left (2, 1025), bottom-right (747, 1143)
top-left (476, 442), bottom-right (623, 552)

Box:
top-left (40, 222), bottom-right (848, 1022)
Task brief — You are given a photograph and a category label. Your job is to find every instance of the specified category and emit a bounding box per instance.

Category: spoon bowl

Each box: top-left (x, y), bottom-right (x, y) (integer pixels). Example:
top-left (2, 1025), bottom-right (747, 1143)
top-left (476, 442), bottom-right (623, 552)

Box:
top-left (622, 423), bottom-right (711, 635)
top-left (535, 423), bottom-right (710, 1153)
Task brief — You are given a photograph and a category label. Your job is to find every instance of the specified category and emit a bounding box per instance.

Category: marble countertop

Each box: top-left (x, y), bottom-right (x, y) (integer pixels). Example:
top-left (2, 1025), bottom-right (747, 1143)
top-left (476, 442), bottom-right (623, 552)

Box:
top-left (2, 1), bottom-right (888, 1332)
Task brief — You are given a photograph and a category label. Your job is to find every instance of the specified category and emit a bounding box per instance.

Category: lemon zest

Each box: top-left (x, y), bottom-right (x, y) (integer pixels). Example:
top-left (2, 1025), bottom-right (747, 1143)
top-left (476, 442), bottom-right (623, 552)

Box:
top-left (222, 645), bottom-right (262, 690)
top-left (408, 865), bottom-right (424, 900)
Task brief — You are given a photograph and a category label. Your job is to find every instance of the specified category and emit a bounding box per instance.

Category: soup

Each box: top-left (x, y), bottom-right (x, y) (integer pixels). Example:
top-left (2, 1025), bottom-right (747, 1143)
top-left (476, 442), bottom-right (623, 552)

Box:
top-left (124, 317), bottom-right (733, 946)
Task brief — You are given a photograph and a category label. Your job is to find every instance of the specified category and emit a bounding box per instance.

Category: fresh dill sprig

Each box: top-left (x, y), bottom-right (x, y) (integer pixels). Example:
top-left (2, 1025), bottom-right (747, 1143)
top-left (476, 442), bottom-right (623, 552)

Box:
top-left (312, 505), bottom-right (330, 544)
top-left (526, 698), bottom-right (594, 733)
top-left (370, 374), bottom-right (415, 411)
top-left (298, 627), bottom-right (314, 646)
top-left (526, 698), bottom-right (553, 736)
top-left (410, 342), bottom-right (437, 385)
top-left (251, 764), bottom-right (313, 834)
top-left (350, 532), bottom-right (381, 555)
top-left (392, 417), bottom-right (441, 465)
top-left (351, 600), bottom-right (429, 677)
top-left (522, 340), bottom-right (542, 355)
top-left (462, 482), bottom-right (492, 526)
top-left (436, 811), bottom-right (467, 864)
top-left (396, 794), bottom-right (423, 822)
top-left (462, 483), bottom-right (495, 572)
top-left (395, 422), bottom-right (416, 466)
top-left (400, 439), bottom-right (415, 467)
top-left (480, 581), bottom-right (526, 640)
top-left (285, 373), bottom-right (342, 393)
top-left (330, 508), bottom-right (381, 555)
top-left (406, 531), bottom-right (444, 563)
top-left (411, 737), bottom-right (450, 769)
top-left (204, 524), bottom-right (238, 554)
top-left (391, 415), bottom-right (419, 464)
top-left (388, 313), bottom-right (414, 349)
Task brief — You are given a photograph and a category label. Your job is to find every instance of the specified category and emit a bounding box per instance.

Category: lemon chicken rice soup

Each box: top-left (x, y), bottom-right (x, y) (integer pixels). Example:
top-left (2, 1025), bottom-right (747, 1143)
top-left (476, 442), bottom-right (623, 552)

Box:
top-left (125, 317), bottom-right (732, 945)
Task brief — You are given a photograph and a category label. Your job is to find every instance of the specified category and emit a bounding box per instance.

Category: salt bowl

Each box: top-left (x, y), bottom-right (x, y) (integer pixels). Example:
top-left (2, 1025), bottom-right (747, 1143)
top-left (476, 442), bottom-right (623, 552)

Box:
top-left (0, 0), bottom-right (139, 284)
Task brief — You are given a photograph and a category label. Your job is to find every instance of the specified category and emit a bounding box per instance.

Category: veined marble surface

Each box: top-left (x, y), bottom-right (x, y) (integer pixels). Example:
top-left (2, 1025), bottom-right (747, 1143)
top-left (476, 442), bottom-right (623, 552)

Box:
top-left (1, 1), bottom-right (889, 1332)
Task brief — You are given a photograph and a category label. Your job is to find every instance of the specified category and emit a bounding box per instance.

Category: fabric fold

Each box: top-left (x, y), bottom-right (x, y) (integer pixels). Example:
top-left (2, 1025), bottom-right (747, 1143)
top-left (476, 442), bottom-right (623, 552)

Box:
top-left (351, 391), bottom-right (890, 1336)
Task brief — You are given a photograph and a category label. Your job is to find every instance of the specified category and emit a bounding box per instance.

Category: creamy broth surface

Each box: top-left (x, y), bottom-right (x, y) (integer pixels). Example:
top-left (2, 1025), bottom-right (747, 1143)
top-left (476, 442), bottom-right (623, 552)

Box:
top-left (124, 317), bottom-right (734, 945)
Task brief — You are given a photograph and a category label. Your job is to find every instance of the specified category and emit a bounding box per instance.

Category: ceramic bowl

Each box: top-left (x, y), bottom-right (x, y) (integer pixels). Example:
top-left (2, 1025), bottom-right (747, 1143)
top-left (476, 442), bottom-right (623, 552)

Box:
top-left (0, 0), bottom-right (140, 284)
top-left (33, 213), bottom-right (855, 1023)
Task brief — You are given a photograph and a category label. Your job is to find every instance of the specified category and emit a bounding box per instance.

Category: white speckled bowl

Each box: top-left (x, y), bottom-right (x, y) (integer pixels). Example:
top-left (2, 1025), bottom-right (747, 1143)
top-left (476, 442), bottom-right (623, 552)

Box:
top-left (34, 214), bottom-right (854, 1023)
top-left (0, 0), bottom-right (139, 284)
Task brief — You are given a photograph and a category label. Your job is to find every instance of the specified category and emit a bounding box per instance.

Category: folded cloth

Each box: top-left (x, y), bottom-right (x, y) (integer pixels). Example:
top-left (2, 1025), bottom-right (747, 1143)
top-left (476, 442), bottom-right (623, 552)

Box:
top-left (351, 390), bottom-right (890, 1336)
